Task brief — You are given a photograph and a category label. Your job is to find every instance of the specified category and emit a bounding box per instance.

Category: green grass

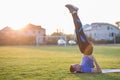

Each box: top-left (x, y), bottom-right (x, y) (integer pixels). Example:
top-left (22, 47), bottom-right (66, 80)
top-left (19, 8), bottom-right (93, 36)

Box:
top-left (0, 45), bottom-right (120, 80)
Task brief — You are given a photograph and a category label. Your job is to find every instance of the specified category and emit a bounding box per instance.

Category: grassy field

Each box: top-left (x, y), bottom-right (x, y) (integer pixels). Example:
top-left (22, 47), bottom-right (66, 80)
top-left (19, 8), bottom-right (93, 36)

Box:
top-left (0, 45), bottom-right (120, 80)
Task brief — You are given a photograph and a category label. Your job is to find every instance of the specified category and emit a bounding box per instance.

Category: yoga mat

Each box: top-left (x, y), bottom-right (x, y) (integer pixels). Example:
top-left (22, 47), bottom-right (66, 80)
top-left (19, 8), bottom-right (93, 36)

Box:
top-left (102, 69), bottom-right (120, 73)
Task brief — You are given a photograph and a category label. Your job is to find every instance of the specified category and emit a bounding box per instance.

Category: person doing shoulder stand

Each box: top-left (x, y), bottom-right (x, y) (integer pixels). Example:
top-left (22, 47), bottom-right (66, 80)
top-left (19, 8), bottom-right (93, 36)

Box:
top-left (65, 4), bottom-right (102, 73)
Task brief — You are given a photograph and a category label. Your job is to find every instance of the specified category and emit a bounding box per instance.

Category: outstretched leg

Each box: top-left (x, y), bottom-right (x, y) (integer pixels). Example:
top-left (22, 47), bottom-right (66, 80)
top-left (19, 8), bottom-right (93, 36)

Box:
top-left (65, 4), bottom-right (93, 55)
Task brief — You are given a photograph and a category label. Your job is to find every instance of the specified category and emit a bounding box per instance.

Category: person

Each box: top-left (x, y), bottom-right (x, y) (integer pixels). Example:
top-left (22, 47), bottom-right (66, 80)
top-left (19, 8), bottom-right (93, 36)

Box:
top-left (65, 4), bottom-right (102, 73)
top-left (65, 4), bottom-right (93, 55)
top-left (70, 55), bottom-right (102, 73)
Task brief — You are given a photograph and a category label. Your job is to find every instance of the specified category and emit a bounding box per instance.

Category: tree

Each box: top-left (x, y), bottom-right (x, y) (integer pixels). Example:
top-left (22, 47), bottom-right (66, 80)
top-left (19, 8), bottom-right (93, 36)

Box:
top-left (116, 21), bottom-right (120, 28)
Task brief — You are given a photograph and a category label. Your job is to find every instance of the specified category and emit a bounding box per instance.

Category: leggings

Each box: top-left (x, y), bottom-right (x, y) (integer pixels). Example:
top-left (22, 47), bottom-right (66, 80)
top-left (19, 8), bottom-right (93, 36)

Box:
top-left (71, 13), bottom-right (93, 55)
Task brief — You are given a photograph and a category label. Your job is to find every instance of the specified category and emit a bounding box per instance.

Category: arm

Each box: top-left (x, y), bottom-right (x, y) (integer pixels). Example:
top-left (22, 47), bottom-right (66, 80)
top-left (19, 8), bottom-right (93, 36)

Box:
top-left (90, 55), bottom-right (102, 73)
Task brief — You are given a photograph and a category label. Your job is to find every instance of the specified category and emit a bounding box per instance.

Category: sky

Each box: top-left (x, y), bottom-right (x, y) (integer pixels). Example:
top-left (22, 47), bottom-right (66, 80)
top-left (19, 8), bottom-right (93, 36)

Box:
top-left (0, 0), bottom-right (120, 35)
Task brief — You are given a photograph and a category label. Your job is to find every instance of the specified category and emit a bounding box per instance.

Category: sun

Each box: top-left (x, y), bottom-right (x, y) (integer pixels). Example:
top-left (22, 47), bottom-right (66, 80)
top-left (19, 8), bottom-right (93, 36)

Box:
top-left (11, 26), bottom-right (21, 30)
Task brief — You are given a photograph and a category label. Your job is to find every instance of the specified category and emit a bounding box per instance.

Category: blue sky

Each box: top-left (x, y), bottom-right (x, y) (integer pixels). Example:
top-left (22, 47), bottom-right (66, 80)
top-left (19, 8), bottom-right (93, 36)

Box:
top-left (0, 0), bottom-right (120, 34)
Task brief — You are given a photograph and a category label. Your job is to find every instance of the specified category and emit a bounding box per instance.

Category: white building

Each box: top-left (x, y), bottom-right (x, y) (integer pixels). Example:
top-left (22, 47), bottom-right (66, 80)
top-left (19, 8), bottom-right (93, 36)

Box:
top-left (84, 23), bottom-right (120, 41)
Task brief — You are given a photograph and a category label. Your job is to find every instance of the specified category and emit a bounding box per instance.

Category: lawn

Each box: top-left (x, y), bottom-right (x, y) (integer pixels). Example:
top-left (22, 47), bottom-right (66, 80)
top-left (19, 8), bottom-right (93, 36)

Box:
top-left (0, 45), bottom-right (120, 80)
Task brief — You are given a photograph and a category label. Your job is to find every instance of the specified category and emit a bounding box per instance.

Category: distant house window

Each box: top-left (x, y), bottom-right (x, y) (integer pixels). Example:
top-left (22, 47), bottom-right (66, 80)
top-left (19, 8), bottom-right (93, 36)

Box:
top-left (107, 26), bottom-right (110, 30)
top-left (94, 33), bottom-right (96, 36)
top-left (33, 31), bottom-right (36, 34)
top-left (99, 25), bottom-right (101, 27)
top-left (38, 31), bottom-right (41, 33)
top-left (111, 27), bottom-right (113, 30)
top-left (111, 33), bottom-right (114, 37)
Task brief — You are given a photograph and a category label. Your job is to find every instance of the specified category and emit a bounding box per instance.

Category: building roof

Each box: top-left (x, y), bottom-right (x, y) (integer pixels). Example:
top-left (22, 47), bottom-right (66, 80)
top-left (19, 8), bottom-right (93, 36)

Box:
top-left (22, 23), bottom-right (45, 31)
top-left (1, 26), bottom-right (13, 31)
top-left (91, 22), bottom-right (120, 30)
